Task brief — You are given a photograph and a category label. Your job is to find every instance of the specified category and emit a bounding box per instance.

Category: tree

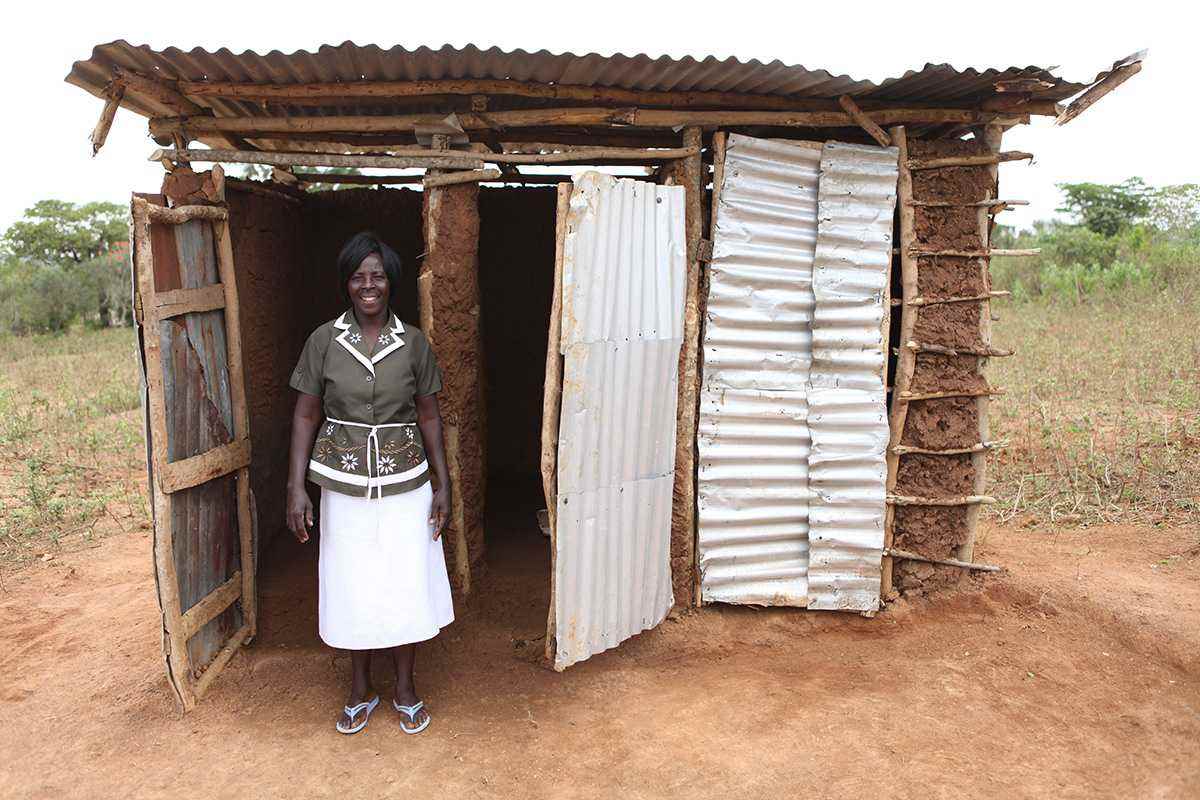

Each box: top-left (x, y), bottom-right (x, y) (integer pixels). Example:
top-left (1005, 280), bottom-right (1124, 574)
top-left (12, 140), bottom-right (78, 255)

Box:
top-left (1147, 184), bottom-right (1200, 239)
top-left (2, 200), bottom-right (127, 326)
top-left (1056, 178), bottom-right (1154, 237)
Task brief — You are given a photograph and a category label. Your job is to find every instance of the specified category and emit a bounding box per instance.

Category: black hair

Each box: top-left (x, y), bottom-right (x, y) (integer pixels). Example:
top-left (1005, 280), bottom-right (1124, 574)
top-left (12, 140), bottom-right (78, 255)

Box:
top-left (336, 231), bottom-right (403, 308)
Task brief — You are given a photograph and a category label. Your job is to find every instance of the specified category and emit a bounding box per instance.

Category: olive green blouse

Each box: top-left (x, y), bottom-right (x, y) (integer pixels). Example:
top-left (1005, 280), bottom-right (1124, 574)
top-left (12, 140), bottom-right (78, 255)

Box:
top-left (290, 310), bottom-right (443, 498)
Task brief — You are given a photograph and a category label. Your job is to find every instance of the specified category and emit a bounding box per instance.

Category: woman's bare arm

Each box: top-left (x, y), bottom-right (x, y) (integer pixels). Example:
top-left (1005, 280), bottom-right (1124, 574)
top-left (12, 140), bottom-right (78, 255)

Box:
top-left (287, 392), bottom-right (324, 542)
top-left (415, 393), bottom-right (451, 540)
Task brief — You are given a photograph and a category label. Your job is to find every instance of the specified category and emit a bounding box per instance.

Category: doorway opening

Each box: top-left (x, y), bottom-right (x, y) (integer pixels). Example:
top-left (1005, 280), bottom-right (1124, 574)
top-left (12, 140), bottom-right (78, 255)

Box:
top-left (476, 187), bottom-right (559, 631)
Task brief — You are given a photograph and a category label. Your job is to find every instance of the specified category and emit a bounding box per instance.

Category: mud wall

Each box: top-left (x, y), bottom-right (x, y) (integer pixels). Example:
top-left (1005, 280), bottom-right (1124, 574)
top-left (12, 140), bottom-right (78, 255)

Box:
top-left (422, 184), bottom-right (486, 594)
top-left (225, 186), bottom-right (312, 553)
top-left (894, 138), bottom-right (995, 594)
top-left (478, 188), bottom-right (558, 495)
top-left (301, 188), bottom-right (425, 325)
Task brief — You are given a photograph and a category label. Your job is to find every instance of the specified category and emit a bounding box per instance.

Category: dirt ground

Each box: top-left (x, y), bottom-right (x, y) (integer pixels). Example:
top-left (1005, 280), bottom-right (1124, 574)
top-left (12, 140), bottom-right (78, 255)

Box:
top-left (1, 512), bottom-right (1197, 799)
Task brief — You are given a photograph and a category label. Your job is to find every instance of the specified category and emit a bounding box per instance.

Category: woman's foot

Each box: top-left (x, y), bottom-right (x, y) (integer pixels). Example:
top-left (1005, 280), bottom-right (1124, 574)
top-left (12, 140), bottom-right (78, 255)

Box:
top-left (337, 686), bottom-right (379, 733)
top-left (393, 688), bottom-right (430, 733)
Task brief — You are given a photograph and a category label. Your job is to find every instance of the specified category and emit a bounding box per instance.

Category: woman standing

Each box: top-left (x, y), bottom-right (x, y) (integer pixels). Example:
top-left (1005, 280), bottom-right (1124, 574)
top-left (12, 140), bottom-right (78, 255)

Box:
top-left (286, 232), bottom-right (453, 735)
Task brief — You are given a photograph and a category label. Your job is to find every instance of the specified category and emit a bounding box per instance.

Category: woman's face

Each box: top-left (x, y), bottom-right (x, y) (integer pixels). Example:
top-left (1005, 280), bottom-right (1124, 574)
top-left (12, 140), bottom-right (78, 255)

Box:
top-left (348, 253), bottom-right (388, 318)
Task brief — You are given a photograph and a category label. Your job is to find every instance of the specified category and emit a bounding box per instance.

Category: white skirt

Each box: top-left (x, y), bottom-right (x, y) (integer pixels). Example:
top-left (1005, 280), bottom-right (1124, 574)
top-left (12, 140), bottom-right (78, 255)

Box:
top-left (318, 482), bottom-right (454, 650)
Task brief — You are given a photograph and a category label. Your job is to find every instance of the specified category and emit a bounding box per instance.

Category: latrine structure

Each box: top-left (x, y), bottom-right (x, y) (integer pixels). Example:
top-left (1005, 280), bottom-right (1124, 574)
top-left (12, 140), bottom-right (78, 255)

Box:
top-left (67, 42), bottom-right (1142, 707)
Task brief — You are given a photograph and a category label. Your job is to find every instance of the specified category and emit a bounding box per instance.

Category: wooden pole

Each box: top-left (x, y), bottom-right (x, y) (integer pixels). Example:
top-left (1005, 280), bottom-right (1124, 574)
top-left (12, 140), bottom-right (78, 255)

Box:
top-left (151, 147), bottom-right (483, 171)
top-left (907, 152), bottom-right (1032, 170)
top-left (170, 76), bottom-right (1062, 116)
top-left (542, 183), bottom-right (572, 663)
top-left (1056, 60), bottom-right (1143, 126)
top-left (90, 81), bottom-right (126, 155)
top-left (960, 123), bottom-right (1006, 565)
top-left (881, 125), bottom-right (917, 601)
top-left (114, 68), bottom-right (256, 152)
top-left (422, 168), bottom-right (503, 189)
top-left (149, 107), bottom-right (1021, 137)
top-left (884, 547), bottom-right (1001, 573)
top-left (837, 95), bottom-right (891, 147)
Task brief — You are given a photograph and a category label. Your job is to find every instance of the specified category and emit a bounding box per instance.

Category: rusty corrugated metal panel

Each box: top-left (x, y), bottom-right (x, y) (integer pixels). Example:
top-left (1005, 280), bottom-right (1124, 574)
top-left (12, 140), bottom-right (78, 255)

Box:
top-left (552, 173), bottom-right (684, 669)
top-left (805, 142), bottom-right (895, 612)
top-left (697, 135), bottom-right (820, 606)
top-left (65, 40), bottom-right (1102, 124)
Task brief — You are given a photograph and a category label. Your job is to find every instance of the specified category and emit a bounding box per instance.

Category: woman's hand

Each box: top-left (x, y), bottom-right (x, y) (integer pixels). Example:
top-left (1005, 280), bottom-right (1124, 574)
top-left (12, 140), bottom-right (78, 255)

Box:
top-left (287, 485), bottom-right (314, 543)
top-left (429, 485), bottom-right (451, 540)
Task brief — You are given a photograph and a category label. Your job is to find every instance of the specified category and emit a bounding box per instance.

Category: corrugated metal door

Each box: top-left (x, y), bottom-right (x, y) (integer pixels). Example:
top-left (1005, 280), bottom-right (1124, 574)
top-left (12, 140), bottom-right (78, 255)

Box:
top-left (698, 135), bottom-right (895, 612)
top-left (545, 173), bottom-right (686, 670)
top-left (131, 194), bottom-right (256, 709)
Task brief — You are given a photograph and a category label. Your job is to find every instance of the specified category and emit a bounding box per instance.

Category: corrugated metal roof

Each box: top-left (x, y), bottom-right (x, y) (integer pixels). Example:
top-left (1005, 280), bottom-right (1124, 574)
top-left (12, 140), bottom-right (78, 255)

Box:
top-left (697, 134), bottom-right (821, 607)
top-left (66, 40), bottom-right (1110, 123)
top-left (552, 173), bottom-right (684, 670)
top-left (805, 142), bottom-right (895, 612)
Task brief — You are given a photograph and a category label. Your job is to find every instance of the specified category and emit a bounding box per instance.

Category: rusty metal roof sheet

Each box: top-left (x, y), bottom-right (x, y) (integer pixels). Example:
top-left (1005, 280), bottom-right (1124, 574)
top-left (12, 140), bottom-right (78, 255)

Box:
top-left (66, 40), bottom-right (1119, 122)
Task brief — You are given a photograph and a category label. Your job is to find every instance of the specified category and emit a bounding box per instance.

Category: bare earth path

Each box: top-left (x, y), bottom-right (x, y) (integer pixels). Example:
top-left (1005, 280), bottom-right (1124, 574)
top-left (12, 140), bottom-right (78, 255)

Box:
top-left (1, 519), bottom-right (1197, 799)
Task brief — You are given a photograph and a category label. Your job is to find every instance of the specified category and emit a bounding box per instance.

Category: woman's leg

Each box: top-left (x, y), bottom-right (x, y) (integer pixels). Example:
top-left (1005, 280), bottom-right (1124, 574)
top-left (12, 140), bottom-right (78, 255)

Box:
top-left (390, 644), bottom-right (430, 728)
top-left (339, 649), bottom-right (377, 728)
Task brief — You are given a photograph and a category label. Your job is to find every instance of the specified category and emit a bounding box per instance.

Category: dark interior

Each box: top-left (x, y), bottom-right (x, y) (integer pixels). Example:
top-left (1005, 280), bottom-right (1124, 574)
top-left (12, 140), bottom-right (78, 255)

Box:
top-left (477, 187), bottom-right (559, 560)
top-left (229, 182), bottom-right (557, 612)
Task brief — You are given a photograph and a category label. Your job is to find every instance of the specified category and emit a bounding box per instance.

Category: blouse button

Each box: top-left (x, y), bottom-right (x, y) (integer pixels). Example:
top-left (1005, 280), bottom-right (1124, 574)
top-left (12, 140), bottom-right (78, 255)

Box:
top-left (366, 375), bottom-right (373, 382)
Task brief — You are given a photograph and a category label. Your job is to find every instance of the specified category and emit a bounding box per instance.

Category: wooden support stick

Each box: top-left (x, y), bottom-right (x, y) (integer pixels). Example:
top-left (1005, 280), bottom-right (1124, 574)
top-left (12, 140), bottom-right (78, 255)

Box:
top-left (149, 107), bottom-right (1020, 137)
top-left (153, 284), bottom-right (227, 318)
top-left (191, 623), bottom-right (252, 700)
top-left (180, 572), bottom-right (242, 639)
top-left (884, 547), bottom-right (1001, 573)
top-left (908, 198), bottom-right (1028, 208)
top-left (887, 494), bottom-right (996, 506)
top-left (1057, 60), bottom-right (1144, 126)
top-left (898, 388), bottom-right (1004, 401)
top-left (90, 81), bottom-right (126, 155)
top-left (881, 125), bottom-right (919, 602)
top-left (142, 203), bottom-right (229, 224)
top-left (906, 291), bottom-right (1010, 306)
top-left (906, 341), bottom-right (1014, 357)
top-left (115, 69), bottom-right (256, 152)
top-left (159, 439), bottom-right (252, 494)
top-left (890, 441), bottom-right (1005, 456)
top-left (171, 77), bottom-right (1061, 115)
top-left (423, 168), bottom-right (503, 189)
top-left (907, 151), bottom-right (1032, 170)
top-left (542, 184), bottom-right (571, 663)
top-left (152, 147), bottom-right (483, 171)
top-left (837, 95), bottom-right (891, 147)
top-left (910, 247), bottom-right (1040, 258)
top-left (296, 172), bottom-right (576, 186)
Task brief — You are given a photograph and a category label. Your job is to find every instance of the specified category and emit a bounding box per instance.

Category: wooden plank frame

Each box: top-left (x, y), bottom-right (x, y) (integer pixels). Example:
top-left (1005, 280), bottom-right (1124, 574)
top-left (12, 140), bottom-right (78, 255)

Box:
top-left (541, 183), bottom-right (572, 664)
top-left (131, 197), bottom-right (256, 711)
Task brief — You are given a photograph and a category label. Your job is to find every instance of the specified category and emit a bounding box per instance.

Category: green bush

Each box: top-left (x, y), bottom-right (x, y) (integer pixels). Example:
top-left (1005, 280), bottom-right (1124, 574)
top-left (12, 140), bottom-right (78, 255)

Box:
top-left (0, 258), bottom-right (98, 334)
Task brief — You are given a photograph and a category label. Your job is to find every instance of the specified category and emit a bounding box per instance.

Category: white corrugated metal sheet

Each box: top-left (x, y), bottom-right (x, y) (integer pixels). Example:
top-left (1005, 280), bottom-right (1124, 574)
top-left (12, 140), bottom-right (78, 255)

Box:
top-left (697, 134), bottom-right (820, 606)
top-left (552, 172), bottom-right (685, 670)
top-left (805, 141), bottom-right (897, 612)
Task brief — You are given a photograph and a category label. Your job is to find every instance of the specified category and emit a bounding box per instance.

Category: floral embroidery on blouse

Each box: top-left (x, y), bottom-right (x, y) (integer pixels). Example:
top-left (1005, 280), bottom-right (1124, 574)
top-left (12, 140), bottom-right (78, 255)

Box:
top-left (325, 423), bottom-right (335, 435)
top-left (348, 332), bottom-right (362, 344)
top-left (340, 453), bottom-right (359, 470)
top-left (377, 455), bottom-right (396, 475)
top-left (378, 333), bottom-right (392, 345)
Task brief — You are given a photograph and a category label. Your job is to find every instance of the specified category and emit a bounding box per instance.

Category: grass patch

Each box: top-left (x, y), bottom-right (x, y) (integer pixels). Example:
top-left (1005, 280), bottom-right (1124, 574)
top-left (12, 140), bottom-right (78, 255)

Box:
top-left (987, 288), bottom-right (1200, 527)
top-left (0, 326), bottom-right (148, 570)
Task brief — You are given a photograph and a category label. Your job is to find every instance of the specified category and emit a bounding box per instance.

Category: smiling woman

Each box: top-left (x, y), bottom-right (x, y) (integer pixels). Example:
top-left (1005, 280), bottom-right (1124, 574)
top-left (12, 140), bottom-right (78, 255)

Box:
top-left (286, 232), bottom-right (454, 736)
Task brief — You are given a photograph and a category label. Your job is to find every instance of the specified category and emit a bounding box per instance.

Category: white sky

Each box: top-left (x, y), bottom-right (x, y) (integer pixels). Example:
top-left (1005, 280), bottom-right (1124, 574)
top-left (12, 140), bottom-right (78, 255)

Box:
top-left (2, 1), bottom-right (1195, 232)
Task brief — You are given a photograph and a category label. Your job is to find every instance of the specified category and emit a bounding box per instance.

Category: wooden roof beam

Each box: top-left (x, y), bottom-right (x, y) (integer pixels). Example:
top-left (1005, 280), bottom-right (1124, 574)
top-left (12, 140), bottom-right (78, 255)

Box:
top-left (149, 107), bottom-right (1026, 139)
top-left (1056, 60), bottom-right (1143, 126)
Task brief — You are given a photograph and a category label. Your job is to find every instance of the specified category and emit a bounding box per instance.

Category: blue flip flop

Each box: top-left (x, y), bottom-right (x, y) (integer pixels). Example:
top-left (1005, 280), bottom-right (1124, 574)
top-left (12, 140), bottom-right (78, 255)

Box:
top-left (336, 695), bottom-right (380, 735)
top-left (393, 699), bottom-right (431, 734)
